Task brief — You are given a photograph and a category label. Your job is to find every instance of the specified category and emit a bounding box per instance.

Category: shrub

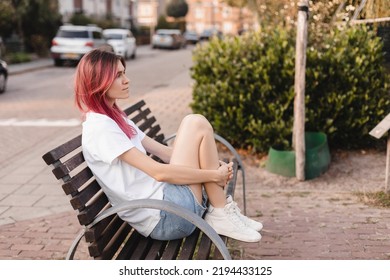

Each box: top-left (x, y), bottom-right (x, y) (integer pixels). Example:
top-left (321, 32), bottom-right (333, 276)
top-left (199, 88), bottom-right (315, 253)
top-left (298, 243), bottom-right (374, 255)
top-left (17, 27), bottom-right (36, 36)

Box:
top-left (305, 26), bottom-right (389, 148)
top-left (30, 35), bottom-right (49, 57)
top-left (8, 52), bottom-right (31, 64)
top-left (190, 25), bottom-right (389, 153)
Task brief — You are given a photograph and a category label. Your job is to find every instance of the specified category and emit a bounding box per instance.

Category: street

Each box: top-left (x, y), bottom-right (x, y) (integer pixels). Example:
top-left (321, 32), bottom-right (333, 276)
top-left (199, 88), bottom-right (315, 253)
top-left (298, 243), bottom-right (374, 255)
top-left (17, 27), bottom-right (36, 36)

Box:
top-left (0, 46), bottom-right (194, 169)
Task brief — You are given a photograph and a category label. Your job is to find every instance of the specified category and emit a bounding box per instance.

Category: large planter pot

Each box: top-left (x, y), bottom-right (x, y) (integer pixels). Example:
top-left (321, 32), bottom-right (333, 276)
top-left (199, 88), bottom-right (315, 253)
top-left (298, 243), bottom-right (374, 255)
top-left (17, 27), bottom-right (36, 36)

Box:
top-left (265, 132), bottom-right (331, 180)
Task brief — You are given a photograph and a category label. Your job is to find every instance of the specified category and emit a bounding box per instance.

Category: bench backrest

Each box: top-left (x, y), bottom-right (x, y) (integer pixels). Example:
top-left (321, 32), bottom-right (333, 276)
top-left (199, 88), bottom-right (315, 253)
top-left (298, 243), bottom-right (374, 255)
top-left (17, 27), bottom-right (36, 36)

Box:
top-left (42, 100), bottom-right (165, 259)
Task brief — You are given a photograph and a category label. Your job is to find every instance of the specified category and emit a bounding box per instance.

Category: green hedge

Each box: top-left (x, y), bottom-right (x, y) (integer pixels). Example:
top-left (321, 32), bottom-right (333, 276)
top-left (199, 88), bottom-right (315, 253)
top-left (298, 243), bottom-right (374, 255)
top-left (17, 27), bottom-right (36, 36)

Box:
top-left (190, 26), bottom-right (390, 153)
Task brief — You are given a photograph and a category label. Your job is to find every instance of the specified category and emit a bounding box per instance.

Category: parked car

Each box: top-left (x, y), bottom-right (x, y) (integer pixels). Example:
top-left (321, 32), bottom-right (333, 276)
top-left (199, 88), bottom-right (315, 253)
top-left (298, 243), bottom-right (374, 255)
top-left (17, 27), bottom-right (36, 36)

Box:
top-left (184, 30), bottom-right (199, 44)
top-left (103, 28), bottom-right (136, 59)
top-left (0, 59), bottom-right (8, 94)
top-left (50, 25), bottom-right (110, 66)
top-left (152, 29), bottom-right (186, 49)
top-left (200, 29), bottom-right (223, 41)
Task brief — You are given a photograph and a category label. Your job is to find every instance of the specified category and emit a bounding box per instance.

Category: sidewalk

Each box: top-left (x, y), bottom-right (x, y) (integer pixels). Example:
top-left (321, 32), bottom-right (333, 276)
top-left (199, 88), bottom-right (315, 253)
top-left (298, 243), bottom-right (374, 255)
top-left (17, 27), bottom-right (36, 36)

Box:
top-left (8, 58), bottom-right (53, 75)
top-left (0, 58), bottom-right (389, 260)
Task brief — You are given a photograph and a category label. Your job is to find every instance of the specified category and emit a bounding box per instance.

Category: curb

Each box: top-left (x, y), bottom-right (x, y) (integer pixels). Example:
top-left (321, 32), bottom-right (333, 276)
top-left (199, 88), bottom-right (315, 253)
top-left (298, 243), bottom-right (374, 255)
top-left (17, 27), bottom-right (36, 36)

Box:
top-left (8, 59), bottom-right (53, 76)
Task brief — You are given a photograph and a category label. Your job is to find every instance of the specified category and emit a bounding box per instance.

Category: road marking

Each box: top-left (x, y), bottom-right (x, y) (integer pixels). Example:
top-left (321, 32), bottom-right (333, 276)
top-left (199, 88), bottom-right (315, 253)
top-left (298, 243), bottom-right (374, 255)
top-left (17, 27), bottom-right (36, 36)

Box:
top-left (0, 118), bottom-right (81, 127)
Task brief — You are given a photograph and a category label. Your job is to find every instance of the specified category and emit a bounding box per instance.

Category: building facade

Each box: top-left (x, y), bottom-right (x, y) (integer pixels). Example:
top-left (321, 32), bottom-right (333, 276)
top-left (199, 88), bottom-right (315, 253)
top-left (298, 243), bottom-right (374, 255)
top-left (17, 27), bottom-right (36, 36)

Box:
top-left (59, 0), bottom-right (138, 29)
top-left (185, 0), bottom-right (258, 35)
top-left (57, 0), bottom-right (257, 35)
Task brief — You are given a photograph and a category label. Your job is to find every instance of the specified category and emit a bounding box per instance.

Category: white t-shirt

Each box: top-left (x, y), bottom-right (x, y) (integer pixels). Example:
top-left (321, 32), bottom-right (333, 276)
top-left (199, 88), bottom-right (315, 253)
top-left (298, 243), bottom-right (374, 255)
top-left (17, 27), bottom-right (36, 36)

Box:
top-left (82, 112), bottom-right (165, 237)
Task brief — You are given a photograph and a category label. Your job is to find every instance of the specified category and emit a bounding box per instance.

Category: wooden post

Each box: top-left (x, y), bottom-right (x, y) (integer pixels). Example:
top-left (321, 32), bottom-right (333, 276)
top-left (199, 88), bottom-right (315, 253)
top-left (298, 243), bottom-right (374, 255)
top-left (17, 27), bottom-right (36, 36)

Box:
top-left (293, 1), bottom-right (309, 181)
top-left (369, 113), bottom-right (390, 193)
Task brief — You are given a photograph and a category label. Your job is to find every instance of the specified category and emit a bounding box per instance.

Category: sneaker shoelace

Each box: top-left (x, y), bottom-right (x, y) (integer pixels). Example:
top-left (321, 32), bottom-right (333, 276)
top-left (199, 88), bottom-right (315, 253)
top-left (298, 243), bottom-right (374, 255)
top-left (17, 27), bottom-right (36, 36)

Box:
top-left (230, 201), bottom-right (245, 218)
top-left (225, 203), bottom-right (248, 229)
top-left (230, 201), bottom-right (255, 226)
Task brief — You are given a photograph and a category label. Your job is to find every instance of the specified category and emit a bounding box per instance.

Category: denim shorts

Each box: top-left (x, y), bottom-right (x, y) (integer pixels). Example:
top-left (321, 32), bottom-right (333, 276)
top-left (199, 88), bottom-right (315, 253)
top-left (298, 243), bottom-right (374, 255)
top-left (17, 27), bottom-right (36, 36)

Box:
top-left (149, 184), bottom-right (207, 240)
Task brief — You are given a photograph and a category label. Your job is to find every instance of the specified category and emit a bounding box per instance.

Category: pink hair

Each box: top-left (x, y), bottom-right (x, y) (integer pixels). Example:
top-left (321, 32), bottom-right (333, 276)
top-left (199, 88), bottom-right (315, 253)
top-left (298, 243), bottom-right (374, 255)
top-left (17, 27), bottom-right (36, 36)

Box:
top-left (74, 49), bottom-right (136, 138)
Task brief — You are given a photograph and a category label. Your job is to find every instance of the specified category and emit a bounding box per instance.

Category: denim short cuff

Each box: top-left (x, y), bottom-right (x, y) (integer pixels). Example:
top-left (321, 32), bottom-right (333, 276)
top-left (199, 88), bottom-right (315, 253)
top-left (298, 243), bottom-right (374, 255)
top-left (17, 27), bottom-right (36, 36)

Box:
top-left (149, 184), bottom-right (207, 241)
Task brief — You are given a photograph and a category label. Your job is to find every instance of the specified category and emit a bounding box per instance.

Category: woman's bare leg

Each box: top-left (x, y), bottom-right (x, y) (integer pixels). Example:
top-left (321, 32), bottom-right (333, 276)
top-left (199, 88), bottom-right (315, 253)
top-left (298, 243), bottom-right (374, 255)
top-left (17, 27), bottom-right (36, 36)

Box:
top-left (169, 114), bottom-right (262, 242)
top-left (169, 114), bottom-right (226, 208)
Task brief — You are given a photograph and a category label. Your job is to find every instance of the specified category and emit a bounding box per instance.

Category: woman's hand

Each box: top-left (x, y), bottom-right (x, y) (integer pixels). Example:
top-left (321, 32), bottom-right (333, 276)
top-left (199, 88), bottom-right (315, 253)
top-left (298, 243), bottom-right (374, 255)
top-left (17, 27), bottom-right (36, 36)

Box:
top-left (217, 161), bottom-right (234, 188)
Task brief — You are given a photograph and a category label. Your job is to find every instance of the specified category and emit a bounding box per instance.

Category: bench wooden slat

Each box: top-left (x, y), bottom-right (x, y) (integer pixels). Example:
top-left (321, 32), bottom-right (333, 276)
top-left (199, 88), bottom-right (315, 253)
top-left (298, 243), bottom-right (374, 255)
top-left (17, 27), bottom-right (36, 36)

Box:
top-left (154, 134), bottom-right (165, 144)
top-left (70, 180), bottom-right (101, 210)
top-left (88, 215), bottom-right (130, 257)
top-left (85, 214), bottom-right (121, 242)
top-left (160, 239), bottom-right (183, 260)
top-left (195, 232), bottom-right (212, 260)
top-left (97, 222), bottom-right (133, 259)
top-left (123, 100), bottom-right (146, 116)
top-left (138, 116), bottom-right (157, 132)
top-left (116, 230), bottom-right (143, 259)
top-left (145, 125), bottom-right (163, 140)
top-left (145, 240), bottom-right (168, 260)
top-left (212, 236), bottom-right (228, 260)
top-left (42, 135), bottom-right (82, 165)
top-left (178, 228), bottom-right (201, 260)
top-left (130, 108), bottom-right (152, 124)
top-left (129, 237), bottom-right (153, 260)
top-left (52, 152), bottom-right (84, 179)
top-left (62, 167), bottom-right (93, 195)
top-left (91, 217), bottom-right (128, 251)
top-left (77, 194), bottom-right (110, 225)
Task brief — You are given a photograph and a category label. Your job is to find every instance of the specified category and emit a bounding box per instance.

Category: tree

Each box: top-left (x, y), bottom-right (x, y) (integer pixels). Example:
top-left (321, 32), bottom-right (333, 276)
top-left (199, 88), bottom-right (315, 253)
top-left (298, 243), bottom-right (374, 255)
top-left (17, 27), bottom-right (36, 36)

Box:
top-left (166, 0), bottom-right (189, 19)
top-left (11, 0), bottom-right (29, 49)
top-left (22, 0), bottom-right (62, 55)
top-left (363, 0), bottom-right (390, 18)
top-left (166, 0), bottom-right (189, 32)
top-left (0, 0), bottom-right (62, 55)
top-left (0, 2), bottom-right (15, 39)
top-left (222, 0), bottom-right (296, 26)
top-left (156, 15), bottom-right (180, 30)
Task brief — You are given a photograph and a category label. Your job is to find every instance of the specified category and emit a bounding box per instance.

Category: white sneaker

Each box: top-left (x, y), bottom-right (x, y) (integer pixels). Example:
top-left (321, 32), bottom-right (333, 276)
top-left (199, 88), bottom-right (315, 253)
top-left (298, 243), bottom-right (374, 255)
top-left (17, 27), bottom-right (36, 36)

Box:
top-left (205, 201), bottom-right (261, 242)
top-left (226, 195), bottom-right (263, 232)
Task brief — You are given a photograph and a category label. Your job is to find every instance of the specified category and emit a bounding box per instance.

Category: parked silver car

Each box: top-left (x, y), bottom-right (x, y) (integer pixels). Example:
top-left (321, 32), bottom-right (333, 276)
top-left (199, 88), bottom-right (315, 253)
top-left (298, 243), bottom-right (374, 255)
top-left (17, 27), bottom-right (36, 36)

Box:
top-left (103, 29), bottom-right (136, 59)
top-left (152, 29), bottom-right (186, 49)
top-left (184, 30), bottom-right (199, 44)
top-left (200, 29), bottom-right (223, 41)
top-left (50, 25), bottom-right (109, 66)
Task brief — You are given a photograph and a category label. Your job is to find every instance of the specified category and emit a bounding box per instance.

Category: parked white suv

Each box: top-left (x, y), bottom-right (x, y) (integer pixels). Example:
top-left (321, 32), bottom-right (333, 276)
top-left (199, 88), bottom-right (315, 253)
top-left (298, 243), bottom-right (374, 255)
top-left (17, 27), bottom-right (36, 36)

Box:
top-left (103, 29), bottom-right (136, 59)
top-left (50, 25), bottom-right (109, 66)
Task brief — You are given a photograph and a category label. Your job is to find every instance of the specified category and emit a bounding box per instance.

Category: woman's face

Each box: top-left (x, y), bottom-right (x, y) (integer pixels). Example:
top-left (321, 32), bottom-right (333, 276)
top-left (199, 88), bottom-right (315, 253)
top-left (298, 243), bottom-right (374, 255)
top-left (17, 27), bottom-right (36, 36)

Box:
top-left (106, 60), bottom-right (130, 106)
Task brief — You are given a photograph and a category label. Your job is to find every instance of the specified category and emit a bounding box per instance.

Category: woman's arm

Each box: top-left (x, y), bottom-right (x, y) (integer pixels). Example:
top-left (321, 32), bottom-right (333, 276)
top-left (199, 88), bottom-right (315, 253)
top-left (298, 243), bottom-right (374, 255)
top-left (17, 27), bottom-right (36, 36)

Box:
top-left (118, 147), bottom-right (232, 187)
top-left (142, 135), bottom-right (172, 163)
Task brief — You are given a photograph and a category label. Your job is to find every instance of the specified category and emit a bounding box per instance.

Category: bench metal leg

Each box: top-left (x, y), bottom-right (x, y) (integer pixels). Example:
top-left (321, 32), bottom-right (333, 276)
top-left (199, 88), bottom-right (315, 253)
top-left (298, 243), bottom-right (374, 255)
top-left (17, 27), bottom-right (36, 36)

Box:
top-left (66, 230), bottom-right (86, 260)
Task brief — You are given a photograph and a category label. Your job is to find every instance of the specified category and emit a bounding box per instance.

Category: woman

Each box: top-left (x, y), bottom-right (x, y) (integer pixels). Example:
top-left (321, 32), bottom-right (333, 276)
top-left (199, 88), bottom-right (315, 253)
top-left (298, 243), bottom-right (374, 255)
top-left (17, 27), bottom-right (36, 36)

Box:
top-left (74, 49), bottom-right (262, 242)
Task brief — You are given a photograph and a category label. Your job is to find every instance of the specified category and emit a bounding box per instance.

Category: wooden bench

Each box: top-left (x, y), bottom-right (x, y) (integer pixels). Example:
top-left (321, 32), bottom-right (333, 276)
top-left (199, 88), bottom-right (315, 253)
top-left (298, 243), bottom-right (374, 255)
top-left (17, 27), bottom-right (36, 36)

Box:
top-left (42, 99), bottom-right (246, 260)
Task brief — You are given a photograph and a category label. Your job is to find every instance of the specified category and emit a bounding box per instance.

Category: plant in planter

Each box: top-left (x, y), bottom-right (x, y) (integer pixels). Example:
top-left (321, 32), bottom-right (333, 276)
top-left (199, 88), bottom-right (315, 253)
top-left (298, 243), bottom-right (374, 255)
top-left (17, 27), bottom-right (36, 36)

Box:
top-left (266, 132), bottom-right (331, 180)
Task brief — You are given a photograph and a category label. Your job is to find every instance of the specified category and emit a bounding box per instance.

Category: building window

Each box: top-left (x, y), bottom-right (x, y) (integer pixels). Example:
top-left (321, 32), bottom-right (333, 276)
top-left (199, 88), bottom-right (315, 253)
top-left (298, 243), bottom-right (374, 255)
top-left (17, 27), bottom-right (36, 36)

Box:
top-left (223, 22), bottom-right (233, 33)
top-left (222, 7), bottom-right (231, 18)
top-left (195, 7), bottom-right (204, 19)
top-left (196, 23), bottom-right (205, 33)
top-left (139, 3), bottom-right (152, 17)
